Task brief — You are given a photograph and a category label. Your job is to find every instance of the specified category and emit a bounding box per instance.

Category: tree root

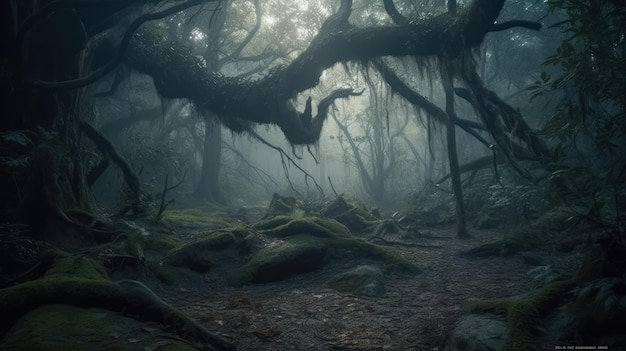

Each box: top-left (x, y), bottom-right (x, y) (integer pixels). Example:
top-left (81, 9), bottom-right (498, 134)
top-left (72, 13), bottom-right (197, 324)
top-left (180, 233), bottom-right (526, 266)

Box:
top-left (0, 252), bottom-right (234, 350)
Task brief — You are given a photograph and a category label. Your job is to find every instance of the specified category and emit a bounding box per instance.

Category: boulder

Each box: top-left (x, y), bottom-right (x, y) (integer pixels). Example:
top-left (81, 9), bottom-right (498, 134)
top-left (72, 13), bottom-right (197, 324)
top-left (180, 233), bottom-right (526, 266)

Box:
top-left (442, 314), bottom-right (510, 351)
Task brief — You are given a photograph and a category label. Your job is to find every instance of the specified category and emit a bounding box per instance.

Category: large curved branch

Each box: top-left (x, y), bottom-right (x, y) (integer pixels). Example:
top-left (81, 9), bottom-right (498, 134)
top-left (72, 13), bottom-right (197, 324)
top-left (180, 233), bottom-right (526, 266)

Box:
top-left (127, 0), bottom-right (506, 144)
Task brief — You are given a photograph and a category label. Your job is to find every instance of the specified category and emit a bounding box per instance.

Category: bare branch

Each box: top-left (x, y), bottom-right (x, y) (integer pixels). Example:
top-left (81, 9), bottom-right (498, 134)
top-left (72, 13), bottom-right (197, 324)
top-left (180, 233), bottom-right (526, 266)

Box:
top-left (246, 130), bottom-right (324, 197)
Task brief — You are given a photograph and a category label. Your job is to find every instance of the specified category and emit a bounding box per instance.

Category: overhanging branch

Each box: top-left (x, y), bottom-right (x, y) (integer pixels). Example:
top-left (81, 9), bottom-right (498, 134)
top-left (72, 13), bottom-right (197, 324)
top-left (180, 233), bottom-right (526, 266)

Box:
top-left (127, 0), bottom-right (507, 144)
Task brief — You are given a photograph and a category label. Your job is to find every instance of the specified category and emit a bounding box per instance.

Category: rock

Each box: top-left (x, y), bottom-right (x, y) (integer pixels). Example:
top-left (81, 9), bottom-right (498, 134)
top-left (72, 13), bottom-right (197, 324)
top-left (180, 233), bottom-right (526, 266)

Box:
top-left (327, 265), bottom-right (386, 297)
top-left (263, 193), bottom-right (297, 218)
top-left (442, 314), bottom-right (510, 351)
top-left (229, 235), bottom-right (327, 285)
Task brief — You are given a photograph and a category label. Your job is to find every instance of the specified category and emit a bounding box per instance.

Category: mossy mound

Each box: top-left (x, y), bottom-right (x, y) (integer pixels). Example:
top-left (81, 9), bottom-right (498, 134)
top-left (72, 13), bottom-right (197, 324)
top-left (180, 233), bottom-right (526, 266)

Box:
top-left (0, 304), bottom-right (196, 351)
top-left (263, 216), bottom-right (416, 269)
top-left (464, 207), bottom-right (577, 257)
top-left (320, 196), bottom-right (382, 234)
top-left (161, 208), bottom-right (235, 227)
top-left (0, 250), bottom-right (234, 350)
top-left (229, 234), bottom-right (327, 285)
top-left (228, 215), bottom-right (418, 286)
top-left (163, 226), bottom-right (253, 273)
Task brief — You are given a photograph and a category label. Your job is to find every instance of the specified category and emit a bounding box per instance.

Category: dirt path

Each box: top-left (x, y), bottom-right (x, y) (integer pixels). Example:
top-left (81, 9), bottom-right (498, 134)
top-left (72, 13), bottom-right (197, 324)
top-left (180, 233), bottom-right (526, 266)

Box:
top-left (156, 225), bottom-right (535, 350)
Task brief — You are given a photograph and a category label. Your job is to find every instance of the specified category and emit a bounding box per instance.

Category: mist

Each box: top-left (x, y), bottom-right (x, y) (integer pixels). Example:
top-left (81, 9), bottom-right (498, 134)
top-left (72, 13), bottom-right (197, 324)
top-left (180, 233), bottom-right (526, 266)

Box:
top-left (1, 0), bottom-right (625, 350)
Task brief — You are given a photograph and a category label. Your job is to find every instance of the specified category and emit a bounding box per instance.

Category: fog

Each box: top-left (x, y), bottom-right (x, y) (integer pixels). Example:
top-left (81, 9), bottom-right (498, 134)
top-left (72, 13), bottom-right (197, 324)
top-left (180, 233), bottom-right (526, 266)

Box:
top-left (89, 0), bottom-right (560, 211)
top-left (2, 0), bottom-right (624, 349)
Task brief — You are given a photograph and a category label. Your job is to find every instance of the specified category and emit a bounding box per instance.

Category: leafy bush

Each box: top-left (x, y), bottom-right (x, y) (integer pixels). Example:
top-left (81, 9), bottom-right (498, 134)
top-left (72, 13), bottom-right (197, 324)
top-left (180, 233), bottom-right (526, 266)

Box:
top-left (529, 0), bottom-right (625, 242)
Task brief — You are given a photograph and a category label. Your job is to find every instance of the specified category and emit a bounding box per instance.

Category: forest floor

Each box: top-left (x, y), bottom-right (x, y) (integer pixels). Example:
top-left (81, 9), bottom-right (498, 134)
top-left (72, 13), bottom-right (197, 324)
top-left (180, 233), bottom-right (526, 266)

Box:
top-left (151, 223), bottom-right (536, 351)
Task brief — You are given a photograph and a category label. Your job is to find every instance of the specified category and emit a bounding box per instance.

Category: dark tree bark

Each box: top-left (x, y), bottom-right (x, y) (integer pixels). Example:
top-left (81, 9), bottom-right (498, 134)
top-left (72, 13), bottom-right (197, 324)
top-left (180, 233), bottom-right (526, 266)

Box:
top-left (441, 60), bottom-right (469, 238)
top-left (192, 1), bottom-right (228, 203)
top-left (80, 121), bottom-right (143, 215)
top-left (194, 116), bottom-right (224, 203)
top-left (1, 0), bottom-right (210, 226)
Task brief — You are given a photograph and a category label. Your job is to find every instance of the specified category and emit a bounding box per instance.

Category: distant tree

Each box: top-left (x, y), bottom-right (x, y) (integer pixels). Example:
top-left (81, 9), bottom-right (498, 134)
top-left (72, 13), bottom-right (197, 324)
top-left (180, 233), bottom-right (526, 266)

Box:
top-left (332, 75), bottom-right (409, 203)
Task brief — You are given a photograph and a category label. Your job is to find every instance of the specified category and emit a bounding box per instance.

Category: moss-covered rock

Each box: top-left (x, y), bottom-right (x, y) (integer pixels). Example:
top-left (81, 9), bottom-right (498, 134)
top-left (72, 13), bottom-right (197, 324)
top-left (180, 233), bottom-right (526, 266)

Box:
top-left (163, 226), bottom-right (252, 273)
top-left (263, 193), bottom-right (298, 218)
top-left (443, 314), bottom-right (510, 351)
top-left (327, 265), bottom-right (386, 297)
top-left (261, 216), bottom-right (417, 271)
top-left (161, 208), bottom-right (234, 227)
top-left (320, 196), bottom-right (379, 234)
top-left (229, 234), bottom-right (327, 285)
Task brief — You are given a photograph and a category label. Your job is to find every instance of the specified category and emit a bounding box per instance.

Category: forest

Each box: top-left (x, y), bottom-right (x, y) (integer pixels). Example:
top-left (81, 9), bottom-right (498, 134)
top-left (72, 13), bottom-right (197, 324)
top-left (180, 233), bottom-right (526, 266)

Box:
top-left (0, 0), bottom-right (624, 350)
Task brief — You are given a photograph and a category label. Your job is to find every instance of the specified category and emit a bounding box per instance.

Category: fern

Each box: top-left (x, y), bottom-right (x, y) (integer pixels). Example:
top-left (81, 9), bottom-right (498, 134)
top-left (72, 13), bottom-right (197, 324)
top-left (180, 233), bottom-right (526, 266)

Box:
top-left (573, 277), bottom-right (626, 313)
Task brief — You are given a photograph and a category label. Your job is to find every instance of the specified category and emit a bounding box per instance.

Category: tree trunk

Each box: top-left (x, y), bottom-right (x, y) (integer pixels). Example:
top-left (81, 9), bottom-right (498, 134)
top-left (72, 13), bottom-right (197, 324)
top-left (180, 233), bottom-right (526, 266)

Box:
top-left (6, 10), bottom-right (94, 232)
top-left (442, 61), bottom-right (470, 238)
top-left (194, 117), bottom-right (224, 203)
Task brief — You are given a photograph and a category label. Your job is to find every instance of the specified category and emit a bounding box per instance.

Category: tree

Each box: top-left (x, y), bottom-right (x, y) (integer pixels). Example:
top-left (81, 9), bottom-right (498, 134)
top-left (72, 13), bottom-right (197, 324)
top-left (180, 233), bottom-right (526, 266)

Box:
top-left (332, 74), bottom-right (409, 203)
top-left (1, 0), bottom-right (547, 237)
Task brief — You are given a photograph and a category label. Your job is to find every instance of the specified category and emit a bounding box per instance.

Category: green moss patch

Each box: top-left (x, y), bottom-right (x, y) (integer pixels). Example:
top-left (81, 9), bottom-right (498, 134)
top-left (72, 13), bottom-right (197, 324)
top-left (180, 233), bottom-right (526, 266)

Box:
top-left (0, 304), bottom-right (195, 351)
top-left (464, 207), bottom-right (577, 257)
top-left (163, 226), bottom-right (252, 273)
top-left (161, 208), bottom-right (234, 227)
top-left (231, 215), bottom-right (418, 286)
top-left (320, 196), bottom-right (382, 234)
top-left (470, 279), bottom-right (576, 351)
top-left (229, 234), bottom-right (327, 285)
top-left (0, 251), bottom-right (234, 350)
